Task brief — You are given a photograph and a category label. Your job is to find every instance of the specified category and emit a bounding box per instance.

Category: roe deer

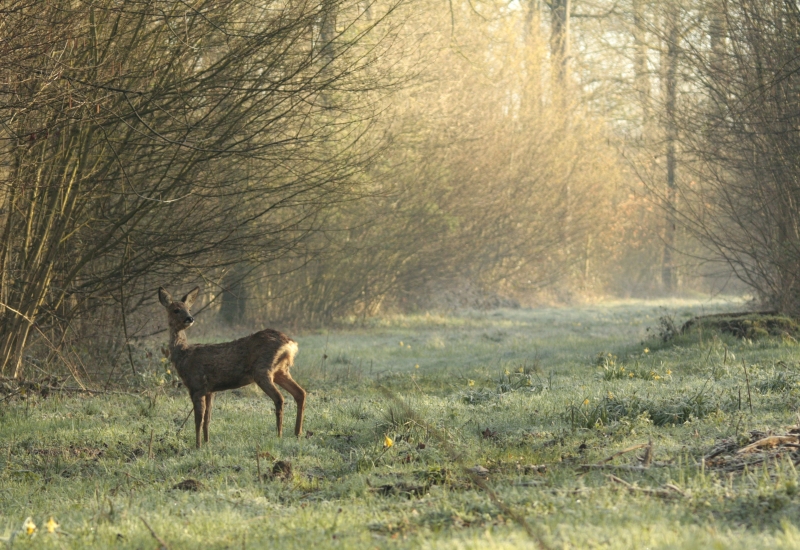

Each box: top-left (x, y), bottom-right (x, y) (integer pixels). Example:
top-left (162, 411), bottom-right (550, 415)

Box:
top-left (158, 287), bottom-right (305, 448)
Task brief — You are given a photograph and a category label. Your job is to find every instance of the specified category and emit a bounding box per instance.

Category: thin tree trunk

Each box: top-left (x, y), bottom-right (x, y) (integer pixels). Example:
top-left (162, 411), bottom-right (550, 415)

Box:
top-left (633, 0), bottom-right (650, 124)
top-left (662, 9), bottom-right (679, 293)
top-left (550, 0), bottom-right (570, 91)
top-left (220, 265), bottom-right (249, 325)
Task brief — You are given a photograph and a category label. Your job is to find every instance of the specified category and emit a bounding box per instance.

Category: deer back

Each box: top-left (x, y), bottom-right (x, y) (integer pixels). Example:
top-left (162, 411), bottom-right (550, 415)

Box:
top-left (174, 329), bottom-right (297, 394)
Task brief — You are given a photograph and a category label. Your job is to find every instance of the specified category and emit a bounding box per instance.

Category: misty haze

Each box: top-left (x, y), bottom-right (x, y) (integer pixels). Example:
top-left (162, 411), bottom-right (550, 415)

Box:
top-left (1, 1), bottom-right (799, 548)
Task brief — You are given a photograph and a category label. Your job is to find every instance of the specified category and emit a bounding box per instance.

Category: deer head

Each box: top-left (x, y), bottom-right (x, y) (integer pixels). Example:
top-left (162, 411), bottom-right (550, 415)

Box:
top-left (158, 287), bottom-right (200, 331)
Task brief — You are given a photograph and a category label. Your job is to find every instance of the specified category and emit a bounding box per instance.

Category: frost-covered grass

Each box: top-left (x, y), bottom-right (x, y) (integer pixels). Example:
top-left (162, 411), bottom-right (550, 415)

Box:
top-left (5, 297), bottom-right (800, 548)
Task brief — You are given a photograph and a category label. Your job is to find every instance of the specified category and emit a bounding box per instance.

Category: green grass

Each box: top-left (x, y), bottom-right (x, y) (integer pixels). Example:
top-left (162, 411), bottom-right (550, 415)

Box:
top-left (5, 297), bottom-right (800, 548)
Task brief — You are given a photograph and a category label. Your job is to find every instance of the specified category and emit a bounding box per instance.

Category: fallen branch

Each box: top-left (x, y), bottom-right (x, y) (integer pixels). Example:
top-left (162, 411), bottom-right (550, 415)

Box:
top-left (140, 517), bottom-right (170, 550)
top-left (579, 463), bottom-right (669, 472)
top-left (663, 483), bottom-right (686, 496)
top-left (702, 457), bottom-right (776, 472)
top-left (704, 439), bottom-right (738, 461)
top-left (598, 443), bottom-right (649, 464)
top-left (56, 387), bottom-right (140, 397)
top-left (175, 407), bottom-right (193, 434)
top-left (642, 439), bottom-right (653, 467)
top-left (0, 390), bottom-right (21, 403)
top-left (737, 435), bottom-right (799, 454)
top-left (0, 377), bottom-right (139, 398)
top-left (606, 474), bottom-right (683, 498)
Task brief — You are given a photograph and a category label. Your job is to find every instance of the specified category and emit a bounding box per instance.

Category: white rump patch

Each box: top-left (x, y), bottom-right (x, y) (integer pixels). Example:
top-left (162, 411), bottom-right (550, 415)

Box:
top-left (273, 340), bottom-right (298, 369)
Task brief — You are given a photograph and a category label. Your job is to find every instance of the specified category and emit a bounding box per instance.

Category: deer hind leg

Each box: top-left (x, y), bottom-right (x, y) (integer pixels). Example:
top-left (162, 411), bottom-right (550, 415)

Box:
top-left (255, 373), bottom-right (285, 437)
top-left (203, 393), bottom-right (214, 443)
top-left (274, 371), bottom-right (306, 437)
top-left (191, 393), bottom-right (207, 449)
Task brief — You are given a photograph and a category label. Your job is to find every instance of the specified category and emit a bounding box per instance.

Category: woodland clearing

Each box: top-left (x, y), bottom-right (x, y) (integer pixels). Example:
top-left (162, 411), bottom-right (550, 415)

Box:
top-left (4, 298), bottom-right (800, 548)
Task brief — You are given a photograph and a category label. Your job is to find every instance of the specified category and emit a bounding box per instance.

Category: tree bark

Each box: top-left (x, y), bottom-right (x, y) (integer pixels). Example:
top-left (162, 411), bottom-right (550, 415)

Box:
top-left (549, 0), bottom-right (571, 91)
top-left (662, 7), bottom-right (679, 294)
top-left (632, 0), bottom-right (650, 124)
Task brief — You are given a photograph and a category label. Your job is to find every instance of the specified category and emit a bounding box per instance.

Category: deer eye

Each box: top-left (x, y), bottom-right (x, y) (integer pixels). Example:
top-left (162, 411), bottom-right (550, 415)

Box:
top-left (173, 309), bottom-right (180, 314)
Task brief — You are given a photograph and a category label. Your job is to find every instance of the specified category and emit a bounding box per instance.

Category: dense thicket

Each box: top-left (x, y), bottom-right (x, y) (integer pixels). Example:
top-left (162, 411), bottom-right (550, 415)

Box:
top-left (0, 0), bottom-right (397, 377)
top-left (670, 1), bottom-right (800, 314)
top-left (7, 0), bottom-right (796, 382)
top-left (237, 3), bottom-right (623, 324)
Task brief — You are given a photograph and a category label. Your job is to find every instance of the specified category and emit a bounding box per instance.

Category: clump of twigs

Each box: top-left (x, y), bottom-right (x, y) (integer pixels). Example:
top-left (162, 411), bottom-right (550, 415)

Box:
top-left (703, 428), bottom-right (800, 473)
top-left (646, 314), bottom-right (680, 342)
top-left (0, 375), bottom-right (67, 401)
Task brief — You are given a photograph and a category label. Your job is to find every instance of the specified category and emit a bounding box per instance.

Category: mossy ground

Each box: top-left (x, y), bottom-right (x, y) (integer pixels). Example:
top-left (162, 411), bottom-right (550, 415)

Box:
top-left (681, 313), bottom-right (800, 341)
top-left (4, 298), bottom-right (800, 548)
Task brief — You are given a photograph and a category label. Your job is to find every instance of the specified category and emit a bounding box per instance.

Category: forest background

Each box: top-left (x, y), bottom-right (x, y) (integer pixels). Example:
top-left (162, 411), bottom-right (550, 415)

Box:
top-left (1, 0), bottom-right (798, 383)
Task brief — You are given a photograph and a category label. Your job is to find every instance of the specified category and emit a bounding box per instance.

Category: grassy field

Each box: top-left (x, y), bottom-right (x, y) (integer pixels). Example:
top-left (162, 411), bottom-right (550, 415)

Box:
top-left (5, 297), bottom-right (800, 548)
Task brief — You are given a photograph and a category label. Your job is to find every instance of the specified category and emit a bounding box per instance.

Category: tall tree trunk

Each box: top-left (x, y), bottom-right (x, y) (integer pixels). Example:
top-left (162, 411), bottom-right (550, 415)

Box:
top-left (319, 0), bottom-right (338, 69)
top-left (662, 8), bottom-right (679, 293)
top-left (548, 0), bottom-right (572, 257)
top-left (220, 265), bottom-right (249, 325)
top-left (708, 0), bottom-right (727, 74)
top-left (633, 0), bottom-right (650, 124)
top-left (318, 0), bottom-right (339, 108)
top-left (549, 0), bottom-right (570, 92)
top-left (522, 0), bottom-right (543, 117)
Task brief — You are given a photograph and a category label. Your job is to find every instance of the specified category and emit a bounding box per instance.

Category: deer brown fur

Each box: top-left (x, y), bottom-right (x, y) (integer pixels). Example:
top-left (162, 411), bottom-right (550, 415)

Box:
top-left (158, 287), bottom-right (305, 448)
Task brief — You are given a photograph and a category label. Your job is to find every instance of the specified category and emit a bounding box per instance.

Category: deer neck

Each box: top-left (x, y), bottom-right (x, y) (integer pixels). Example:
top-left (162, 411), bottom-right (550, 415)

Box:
top-left (169, 328), bottom-right (191, 358)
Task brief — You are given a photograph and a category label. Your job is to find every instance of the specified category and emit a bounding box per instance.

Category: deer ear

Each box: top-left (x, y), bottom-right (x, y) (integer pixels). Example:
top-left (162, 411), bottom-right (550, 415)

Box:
top-left (158, 287), bottom-right (173, 307)
top-left (182, 287), bottom-right (200, 308)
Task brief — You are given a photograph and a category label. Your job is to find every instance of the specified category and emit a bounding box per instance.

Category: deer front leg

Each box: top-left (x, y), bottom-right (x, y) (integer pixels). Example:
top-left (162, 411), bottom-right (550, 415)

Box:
top-left (191, 394), bottom-right (206, 449)
top-left (203, 393), bottom-right (214, 443)
top-left (255, 374), bottom-right (285, 437)
top-left (274, 371), bottom-right (306, 437)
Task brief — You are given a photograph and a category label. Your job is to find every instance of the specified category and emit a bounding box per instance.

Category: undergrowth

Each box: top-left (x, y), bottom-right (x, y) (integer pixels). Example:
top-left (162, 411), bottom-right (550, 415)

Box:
top-left (4, 298), bottom-right (800, 549)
